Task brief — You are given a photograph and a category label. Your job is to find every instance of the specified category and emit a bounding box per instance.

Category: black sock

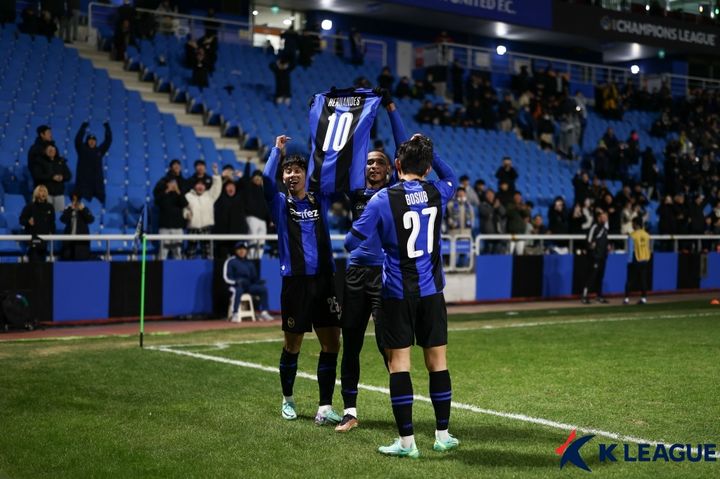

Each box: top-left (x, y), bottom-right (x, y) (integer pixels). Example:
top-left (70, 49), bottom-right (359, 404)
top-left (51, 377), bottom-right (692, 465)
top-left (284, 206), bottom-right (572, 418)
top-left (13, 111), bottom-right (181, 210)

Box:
top-left (340, 327), bottom-right (364, 410)
top-left (279, 348), bottom-right (299, 398)
top-left (317, 351), bottom-right (338, 406)
top-left (429, 370), bottom-right (452, 431)
top-left (390, 371), bottom-right (414, 437)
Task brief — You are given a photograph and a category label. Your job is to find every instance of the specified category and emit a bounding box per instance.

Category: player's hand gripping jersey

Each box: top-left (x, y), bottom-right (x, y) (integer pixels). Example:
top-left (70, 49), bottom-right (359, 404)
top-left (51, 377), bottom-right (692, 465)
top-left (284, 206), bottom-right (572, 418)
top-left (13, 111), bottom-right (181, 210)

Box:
top-left (308, 88), bottom-right (382, 193)
top-left (346, 153), bottom-right (457, 298)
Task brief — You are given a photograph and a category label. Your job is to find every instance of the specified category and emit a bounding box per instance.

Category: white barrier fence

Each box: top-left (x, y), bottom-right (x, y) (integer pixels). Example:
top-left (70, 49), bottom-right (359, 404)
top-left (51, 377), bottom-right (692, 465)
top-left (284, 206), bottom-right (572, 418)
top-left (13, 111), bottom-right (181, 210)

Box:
top-left (1, 234), bottom-right (717, 270)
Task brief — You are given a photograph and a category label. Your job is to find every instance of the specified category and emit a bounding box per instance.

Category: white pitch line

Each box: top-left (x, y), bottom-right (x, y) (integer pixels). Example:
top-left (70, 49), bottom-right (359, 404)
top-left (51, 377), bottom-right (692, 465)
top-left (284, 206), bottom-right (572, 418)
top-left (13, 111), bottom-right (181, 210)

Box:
top-left (149, 344), bottom-right (718, 457)
top-left (156, 311), bottom-right (716, 349)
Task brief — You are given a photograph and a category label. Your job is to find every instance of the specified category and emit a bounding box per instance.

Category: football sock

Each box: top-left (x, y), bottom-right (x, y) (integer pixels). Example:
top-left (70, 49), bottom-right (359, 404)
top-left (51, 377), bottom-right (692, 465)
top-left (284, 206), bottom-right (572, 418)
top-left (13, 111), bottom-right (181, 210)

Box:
top-left (279, 348), bottom-right (299, 398)
top-left (429, 370), bottom-right (452, 433)
top-left (400, 435), bottom-right (415, 449)
top-left (340, 327), bottom-right (362, 409)
top-left (283, 395), bottom-right (294, 403)
top-left (317, 351), bottom-right (338, 406)
top-left (390, 371), bottom-right (414, 438)
top-left (344, 407), bottom-right (357, 418)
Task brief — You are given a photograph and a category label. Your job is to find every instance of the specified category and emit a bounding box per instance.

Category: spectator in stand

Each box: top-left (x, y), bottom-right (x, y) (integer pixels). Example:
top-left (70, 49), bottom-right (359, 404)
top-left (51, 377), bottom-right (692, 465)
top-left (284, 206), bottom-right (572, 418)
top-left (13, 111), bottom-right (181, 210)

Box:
top-left (155, 178), bottom-right (188, 260)
top-left (0, 0), bottom-right (15, 25)
top-left (537, 113), bottom-right (555, 150)
top-left (198, 29), bottom-right (218, 72)
top-left (269, 56), bottom-right (295, 105)
top-left (641, 148), bottom-right (659, 200)
top-left (60, 192), bottom-right (94, 261)
top-left (214, 179), bottom-right (249, 260)
top-left (20, 185), bottom-right (55, 263)
top-left (450, 60), bottom-right (464, 104)
top-left (506, 191), bottom-right (530, 255)
top-left (19, 7), bottom-right (39, 35)
top-left (548, 196), bottom-right (569, 250)
top-left (495, 157), bottom-right (518, 192)
top-left (28, 125), bottom-right (54, 174)
top-left (627, 130), bottom-right (640, 164)
top-left (113, 19), bottom-right (136, 61)
top-left (280, 25), bottom-right (300, 63)
top-left (526, 215), bottom-right (547, 254)
top-left (190, 47), bottom-right (209, 89)
top-left (155, 0), bottom-right (177, 35)
top-left (240, 164), bottom-right (271, 261)
top-left (458, 175), bottom-right (479, 208)
top-left (349, 28), bottom-right (364, 65)
top-left (184, 163), bottom-right (221, 259)
top-left (593, 141), bottom-right (611, 180)
top-left (416, 100), bottom-right (435, 124)
top-left (223, 242), bottom-right (273, 322)
top-left (334, 30), bottom-right (344, 57)
top-left (474, 179), bottom-right (486, 201)
top-left (572, 171), bottom-right (591, 206)
top-left (394, 76), bottom-right (412, 99)
top-left (657, 195), bottom-right (676, 251)
top-left (497, 180), bottom-right (514, 207)
top-left (497, 92), bottom-right (516, 133)
top-left (38, 9), bottom-right (56, 39)
top-left (377, 66), bottom-right (394, 91)
top-left (153, 159), bottom-right (187, 196)
top-left (31, 144), bottom-right (71, 212)
top-left (75, 121), bottom-right (112, 205)
top-left (445, 188), bottom-right (474, 237)
top-left (478, 189), bottom-right (506, 254)
top-left (187, 160), bottom-right (213, 192)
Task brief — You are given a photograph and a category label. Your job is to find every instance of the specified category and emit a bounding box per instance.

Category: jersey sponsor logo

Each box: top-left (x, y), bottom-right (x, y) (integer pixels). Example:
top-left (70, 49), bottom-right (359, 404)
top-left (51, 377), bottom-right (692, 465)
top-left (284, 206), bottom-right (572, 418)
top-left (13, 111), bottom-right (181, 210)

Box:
top-left (289, 207), bottom-right (320, 222)
top-left (405, 191), bottom-right (429, 206)
top-left (327, 96), bottom-right (362, 108)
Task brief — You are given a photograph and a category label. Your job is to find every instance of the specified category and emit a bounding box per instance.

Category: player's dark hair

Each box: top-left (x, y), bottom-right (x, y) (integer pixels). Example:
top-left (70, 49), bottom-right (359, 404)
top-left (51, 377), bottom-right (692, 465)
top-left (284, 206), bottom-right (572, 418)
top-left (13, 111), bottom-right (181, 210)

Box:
top-left (282, 154), bottom-right (307, 171)
top-left (632, 216), bottom-right (644, 228)
top-left (397, 135), bottom-right (433, 177)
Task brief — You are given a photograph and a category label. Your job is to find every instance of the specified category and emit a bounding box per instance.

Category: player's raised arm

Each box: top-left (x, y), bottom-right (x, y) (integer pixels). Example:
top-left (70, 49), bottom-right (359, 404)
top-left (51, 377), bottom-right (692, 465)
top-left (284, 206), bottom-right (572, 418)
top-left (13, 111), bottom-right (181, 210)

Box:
top-left (263, 135), bottom-right (290, 202)
top-left (345, 192), bottom-right (381, 252)
top-left (373, 87), bottom-right (409, 151)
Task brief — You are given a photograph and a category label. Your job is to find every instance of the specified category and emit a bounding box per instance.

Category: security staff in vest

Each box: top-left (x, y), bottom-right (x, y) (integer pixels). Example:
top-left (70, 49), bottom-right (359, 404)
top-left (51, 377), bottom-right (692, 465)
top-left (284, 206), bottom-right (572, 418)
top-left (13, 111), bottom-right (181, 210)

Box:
top-left (581, 210), bottom-right (610, 304)
top-left (623, 217), bottom-right (652, 305)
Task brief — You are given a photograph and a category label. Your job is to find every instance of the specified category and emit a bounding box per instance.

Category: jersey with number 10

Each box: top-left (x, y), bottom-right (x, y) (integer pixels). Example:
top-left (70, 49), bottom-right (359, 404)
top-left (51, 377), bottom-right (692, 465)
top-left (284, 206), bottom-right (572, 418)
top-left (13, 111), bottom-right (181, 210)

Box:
top-left (349, 176), bottom-right (456, 299)
top-left (308, 88), bottom-right (381, 193)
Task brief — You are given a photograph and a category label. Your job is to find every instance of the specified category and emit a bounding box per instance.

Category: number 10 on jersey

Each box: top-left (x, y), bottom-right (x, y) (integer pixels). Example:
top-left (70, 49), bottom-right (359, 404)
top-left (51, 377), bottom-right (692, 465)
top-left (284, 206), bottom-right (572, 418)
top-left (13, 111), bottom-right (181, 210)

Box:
top-left (322, 112), bottom-right (354, 152)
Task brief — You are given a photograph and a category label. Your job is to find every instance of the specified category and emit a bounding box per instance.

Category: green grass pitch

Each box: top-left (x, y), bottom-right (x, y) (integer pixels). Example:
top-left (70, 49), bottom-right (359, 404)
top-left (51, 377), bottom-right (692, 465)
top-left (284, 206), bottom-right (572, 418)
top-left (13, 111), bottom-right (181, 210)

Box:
top-left (1, 300), bottom-right (719, 478)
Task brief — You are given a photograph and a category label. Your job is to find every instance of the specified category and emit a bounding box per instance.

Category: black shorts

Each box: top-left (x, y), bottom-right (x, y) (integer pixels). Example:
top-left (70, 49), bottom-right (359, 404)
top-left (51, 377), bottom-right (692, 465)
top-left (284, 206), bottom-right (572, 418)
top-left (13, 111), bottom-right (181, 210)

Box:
top-left (341, 265), bottom-right (382, 329)
top-left (281, 274), bottom-right (341, 333)
top-left (381, 293), bottom-right (448, 349)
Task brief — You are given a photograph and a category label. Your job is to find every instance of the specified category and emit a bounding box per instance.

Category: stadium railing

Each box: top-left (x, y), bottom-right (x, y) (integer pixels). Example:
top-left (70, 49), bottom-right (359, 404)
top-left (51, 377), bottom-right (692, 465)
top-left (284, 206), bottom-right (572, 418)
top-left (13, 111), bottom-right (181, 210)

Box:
top-left (87, 2), bottom-right (388, 66)
top-left (88, 2), bottom-right (252, 45)
top-left (474, 234), bottom-right (720, 255)
top-left (1, 234), bottom-right (716, 265)
top-left (420, 41), bottom-right (720, 97)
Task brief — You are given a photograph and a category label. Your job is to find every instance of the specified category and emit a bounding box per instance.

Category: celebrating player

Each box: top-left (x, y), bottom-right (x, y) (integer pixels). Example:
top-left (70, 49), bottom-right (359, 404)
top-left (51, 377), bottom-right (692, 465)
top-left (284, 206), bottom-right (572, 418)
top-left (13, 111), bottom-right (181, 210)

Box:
top-left (335, 89), bottom-right (409, 433)
top-left (345, 134), bottom-right (459, 457)
top-left (263, 135), bottom-right (342, 425)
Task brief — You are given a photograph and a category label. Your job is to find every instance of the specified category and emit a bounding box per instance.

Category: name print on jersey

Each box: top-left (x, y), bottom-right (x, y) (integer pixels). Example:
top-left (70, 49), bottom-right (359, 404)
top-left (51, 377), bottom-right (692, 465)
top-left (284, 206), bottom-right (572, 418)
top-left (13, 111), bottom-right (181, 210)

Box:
top-left (405, 191), bottom-right (429, 205)
top-left (327, 96), bottom-right (362, 108)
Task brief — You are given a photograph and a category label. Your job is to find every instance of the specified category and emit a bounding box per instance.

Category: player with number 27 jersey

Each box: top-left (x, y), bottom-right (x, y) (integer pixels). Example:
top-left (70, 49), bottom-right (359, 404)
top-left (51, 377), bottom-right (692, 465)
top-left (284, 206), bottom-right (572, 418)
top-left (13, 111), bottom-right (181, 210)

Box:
top-left (346, 152), bottom-right (456, 299)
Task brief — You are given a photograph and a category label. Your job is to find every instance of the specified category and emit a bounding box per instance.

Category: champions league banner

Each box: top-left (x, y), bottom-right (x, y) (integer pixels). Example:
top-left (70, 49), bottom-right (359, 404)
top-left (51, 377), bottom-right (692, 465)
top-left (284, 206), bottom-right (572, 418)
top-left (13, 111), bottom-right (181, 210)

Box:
top-left (385, 0), bottom-right (553, 29)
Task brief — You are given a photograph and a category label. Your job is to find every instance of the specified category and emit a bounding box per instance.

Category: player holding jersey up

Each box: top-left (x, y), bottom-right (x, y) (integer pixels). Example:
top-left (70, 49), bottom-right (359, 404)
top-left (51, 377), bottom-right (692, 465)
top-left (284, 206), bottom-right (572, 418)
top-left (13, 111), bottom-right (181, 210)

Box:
top-left (263, 135), bottom-right (342, 425)
top-left (345, 134), bottom-right (459, 457)
top-left (335, 88), bottom-right (409, 433)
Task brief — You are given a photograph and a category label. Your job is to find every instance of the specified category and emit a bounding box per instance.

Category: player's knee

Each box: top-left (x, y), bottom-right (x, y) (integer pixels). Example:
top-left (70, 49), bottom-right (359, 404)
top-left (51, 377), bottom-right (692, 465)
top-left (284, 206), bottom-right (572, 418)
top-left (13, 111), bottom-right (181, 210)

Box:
top-left (283, 333), bottom-right (303, 353)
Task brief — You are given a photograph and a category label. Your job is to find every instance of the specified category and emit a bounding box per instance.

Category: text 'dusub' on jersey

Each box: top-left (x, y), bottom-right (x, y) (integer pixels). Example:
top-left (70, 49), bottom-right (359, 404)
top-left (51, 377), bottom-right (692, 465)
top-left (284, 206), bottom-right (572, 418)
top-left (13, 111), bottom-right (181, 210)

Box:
top-left (308, 88), bottom-right (381, 193)
top-left (386, 181), bottom-right (446, 298)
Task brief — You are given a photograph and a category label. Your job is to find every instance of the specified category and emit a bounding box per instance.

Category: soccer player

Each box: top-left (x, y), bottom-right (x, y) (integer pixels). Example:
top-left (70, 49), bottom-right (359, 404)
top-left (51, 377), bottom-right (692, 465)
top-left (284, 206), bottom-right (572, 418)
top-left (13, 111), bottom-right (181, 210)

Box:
top-left (263, 135), bottom-right (342, 425)
top-left (581, 210), bottom-right (610, 304)
top-left (335, 89), bottom-right (409, 433)
top-left (624, 217), bottom-right (651, 305)
top-left (345, 134), bottom-right (459, 457)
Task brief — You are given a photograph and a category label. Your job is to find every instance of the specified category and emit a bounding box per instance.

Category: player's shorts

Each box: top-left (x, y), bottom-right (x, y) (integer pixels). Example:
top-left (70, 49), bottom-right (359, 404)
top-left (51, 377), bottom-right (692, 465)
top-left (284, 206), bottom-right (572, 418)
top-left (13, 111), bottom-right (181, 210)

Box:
top-left (341, 265), bottom-right (382, 329)
top-left (281, 274), bottom-right (341, 333)
top-left (381, 292), bottom-right (448, 349)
